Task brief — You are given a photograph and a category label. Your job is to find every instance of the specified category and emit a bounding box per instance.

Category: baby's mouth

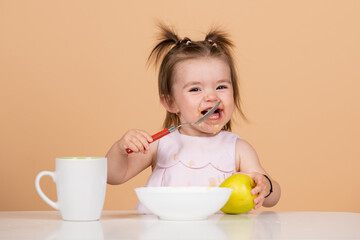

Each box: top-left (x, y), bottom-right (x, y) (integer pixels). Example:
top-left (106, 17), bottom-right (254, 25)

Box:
top-left (201, 109), bottom-right (220, 115)
top-left (200, 108), bottom-right (222, 120)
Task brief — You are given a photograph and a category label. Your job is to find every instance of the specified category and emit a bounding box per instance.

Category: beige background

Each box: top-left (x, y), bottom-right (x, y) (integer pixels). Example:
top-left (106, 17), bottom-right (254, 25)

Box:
top-left (1, 0), bottom-right (359, 212)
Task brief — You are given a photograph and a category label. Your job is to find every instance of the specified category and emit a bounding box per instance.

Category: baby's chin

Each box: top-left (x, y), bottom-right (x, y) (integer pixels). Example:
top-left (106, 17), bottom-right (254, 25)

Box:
top-left (197, 122), bottom-right (224, 135)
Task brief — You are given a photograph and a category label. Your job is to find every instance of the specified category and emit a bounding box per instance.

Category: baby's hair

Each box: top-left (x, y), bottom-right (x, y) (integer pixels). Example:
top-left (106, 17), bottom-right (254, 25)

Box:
top-left (148, 23), bottom-right (245, 130)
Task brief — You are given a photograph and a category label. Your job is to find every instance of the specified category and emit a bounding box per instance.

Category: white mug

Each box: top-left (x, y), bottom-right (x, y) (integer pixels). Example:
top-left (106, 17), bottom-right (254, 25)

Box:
top-left (35, 157), bottom-right (107, 221)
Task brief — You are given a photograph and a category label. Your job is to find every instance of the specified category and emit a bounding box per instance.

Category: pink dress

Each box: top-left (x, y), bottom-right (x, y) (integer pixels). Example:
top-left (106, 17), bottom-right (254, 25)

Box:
top-left (136, 129), bottom-right (239, 213)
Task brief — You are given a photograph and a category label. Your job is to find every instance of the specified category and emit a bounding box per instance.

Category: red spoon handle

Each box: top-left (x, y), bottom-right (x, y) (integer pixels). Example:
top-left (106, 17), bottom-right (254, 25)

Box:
top-left (126, 128), bottom-right (171, 154)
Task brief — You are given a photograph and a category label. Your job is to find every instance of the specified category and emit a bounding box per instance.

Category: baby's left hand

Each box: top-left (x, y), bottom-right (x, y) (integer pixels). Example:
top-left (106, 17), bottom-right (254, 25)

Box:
top-left (237, 172), bottom-right (271, 210)
top-left (249, 172), bottom-right (271, 210)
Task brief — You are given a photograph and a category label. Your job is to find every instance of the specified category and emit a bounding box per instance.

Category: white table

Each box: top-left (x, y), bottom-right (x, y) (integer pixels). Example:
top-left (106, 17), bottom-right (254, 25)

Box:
top-left (0, 211), bottom-right (359, 239)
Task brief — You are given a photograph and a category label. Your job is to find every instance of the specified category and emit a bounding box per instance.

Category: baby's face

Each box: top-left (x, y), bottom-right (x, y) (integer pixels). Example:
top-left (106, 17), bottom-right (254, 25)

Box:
top-left (171, 57), bottom-right (234, 136)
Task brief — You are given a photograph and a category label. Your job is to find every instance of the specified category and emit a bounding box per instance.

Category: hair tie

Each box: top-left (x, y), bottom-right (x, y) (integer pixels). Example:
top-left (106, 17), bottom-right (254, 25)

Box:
top-left (263, 175), bottom-right (273, 198)
top-left (207, 39), bottom-right (217, 48)
top-left (180, 37), bottom-right (192, 46)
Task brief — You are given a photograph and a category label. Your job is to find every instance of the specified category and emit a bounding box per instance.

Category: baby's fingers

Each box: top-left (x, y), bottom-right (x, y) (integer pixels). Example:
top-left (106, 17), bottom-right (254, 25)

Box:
top-left (126, 137), bottom-right (145, 153)
top-left (253, 197), bottom-right (265, 210)
top-left (135, 130), bottom-right (154, 143)
top-left (127, 131), bottom-right (153, 153)
top-left (136, 130), bottom-right (153, 152)
top-left (251, 175), bottom-right (265, 195)
top-left (251, 185), bottom-right (262, 196)
top-left (253, 188), bottom-right (266, 210)
top-left (251, 176), bottom-right (263, 209)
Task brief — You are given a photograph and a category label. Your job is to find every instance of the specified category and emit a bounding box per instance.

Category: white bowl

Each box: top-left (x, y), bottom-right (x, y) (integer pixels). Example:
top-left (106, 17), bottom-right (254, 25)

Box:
top-left (135, 187), bottom-right (232, 221)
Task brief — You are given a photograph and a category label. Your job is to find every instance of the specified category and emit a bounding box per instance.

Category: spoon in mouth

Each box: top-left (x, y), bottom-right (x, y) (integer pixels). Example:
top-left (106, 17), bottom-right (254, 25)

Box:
top-left (126, 101), bottom-right (221, 154)
top-left (187, 100), bottom-right (221, 125)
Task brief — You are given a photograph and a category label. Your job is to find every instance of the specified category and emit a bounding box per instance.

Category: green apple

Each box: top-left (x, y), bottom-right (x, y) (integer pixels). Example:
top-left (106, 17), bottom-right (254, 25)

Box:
top-left (220, 174), bottom-right (257, 214)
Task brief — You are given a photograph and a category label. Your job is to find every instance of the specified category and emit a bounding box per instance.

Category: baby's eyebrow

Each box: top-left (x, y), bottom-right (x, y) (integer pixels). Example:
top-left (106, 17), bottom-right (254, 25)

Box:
top-left (183, 81), bottom-right (201, 89)
top-left (217, 79), bottom-right (232, 84)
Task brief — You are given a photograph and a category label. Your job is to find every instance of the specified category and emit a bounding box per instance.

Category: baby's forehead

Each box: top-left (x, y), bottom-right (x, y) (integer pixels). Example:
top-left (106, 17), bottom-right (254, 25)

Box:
top-left (174, 56), bottom-right (228, 67)
top-left (172, 57), bottom-right (231, 80)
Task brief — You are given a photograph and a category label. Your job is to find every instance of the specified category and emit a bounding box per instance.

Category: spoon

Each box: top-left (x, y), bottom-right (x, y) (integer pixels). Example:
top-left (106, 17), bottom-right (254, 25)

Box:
top-left (126, 101), bottom-right (221, 154)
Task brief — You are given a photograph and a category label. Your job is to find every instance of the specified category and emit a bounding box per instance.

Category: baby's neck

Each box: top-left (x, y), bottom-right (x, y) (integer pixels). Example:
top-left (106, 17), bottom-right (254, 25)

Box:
top-left (178, 128), bottom-right (222, 137)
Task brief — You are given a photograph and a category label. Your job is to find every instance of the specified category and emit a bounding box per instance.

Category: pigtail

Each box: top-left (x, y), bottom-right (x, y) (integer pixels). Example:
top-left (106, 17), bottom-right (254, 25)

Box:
top-left (205, 28), bottom-right (234, 53)
top-left (148, 23), bottom-right (180, 67)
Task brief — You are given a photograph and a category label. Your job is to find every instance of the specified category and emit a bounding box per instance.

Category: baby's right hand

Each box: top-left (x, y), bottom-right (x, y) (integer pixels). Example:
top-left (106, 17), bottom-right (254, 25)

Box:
top-left (117, 130), bottom-right (153, 154)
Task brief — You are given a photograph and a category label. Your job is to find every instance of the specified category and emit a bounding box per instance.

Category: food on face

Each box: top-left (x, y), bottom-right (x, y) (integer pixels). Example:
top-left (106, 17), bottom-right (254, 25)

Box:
top-left (212, 124), bottom-right (220, 134)
top-left (219, 174), bottom-right (257, 214)
top-left (198, 107), bottom-right (203, 118)
top-left (196, 104), bottom-right (223, 134)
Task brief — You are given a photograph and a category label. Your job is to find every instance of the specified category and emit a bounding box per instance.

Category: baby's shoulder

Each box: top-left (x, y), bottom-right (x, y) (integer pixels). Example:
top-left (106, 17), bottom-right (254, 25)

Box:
top-left (235, 137), bottom-right (257, 153)
top-left (235, 137), bottom-right (260, 170)
top-left (235, 136), bottom-right (249, 145)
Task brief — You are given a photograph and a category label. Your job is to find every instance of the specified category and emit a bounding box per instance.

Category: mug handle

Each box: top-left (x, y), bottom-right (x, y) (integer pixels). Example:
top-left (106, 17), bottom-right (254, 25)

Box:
top-left (35, 171), bottom-right (59, 210)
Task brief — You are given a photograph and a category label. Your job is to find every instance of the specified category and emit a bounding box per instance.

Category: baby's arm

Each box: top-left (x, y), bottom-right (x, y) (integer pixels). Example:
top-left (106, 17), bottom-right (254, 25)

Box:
top-left (235, 138), bottom-right (281, 209)
top-left (106, 129), bottom-right (158, 185)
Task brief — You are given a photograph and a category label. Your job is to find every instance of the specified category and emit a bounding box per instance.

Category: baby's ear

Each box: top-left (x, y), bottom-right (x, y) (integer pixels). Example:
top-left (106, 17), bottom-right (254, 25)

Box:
top-left (160, 95), bottom-right (179, 113)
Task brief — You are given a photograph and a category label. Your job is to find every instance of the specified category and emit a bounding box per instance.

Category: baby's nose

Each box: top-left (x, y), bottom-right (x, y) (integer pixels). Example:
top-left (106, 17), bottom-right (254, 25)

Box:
top-left (203, 90), bottom-right (219, 102)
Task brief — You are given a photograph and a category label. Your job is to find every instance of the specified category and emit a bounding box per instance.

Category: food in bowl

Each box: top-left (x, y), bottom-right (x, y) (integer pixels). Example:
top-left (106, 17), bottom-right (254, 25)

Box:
top-left (135, 186), bottom-right (232, 221)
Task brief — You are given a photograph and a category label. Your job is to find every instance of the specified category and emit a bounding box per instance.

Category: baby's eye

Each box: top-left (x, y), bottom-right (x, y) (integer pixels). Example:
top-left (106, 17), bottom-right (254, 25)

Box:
top-left (189, 87), bottom-right (200, 92)
top-left (216, 85), bottom-right (228, 90)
